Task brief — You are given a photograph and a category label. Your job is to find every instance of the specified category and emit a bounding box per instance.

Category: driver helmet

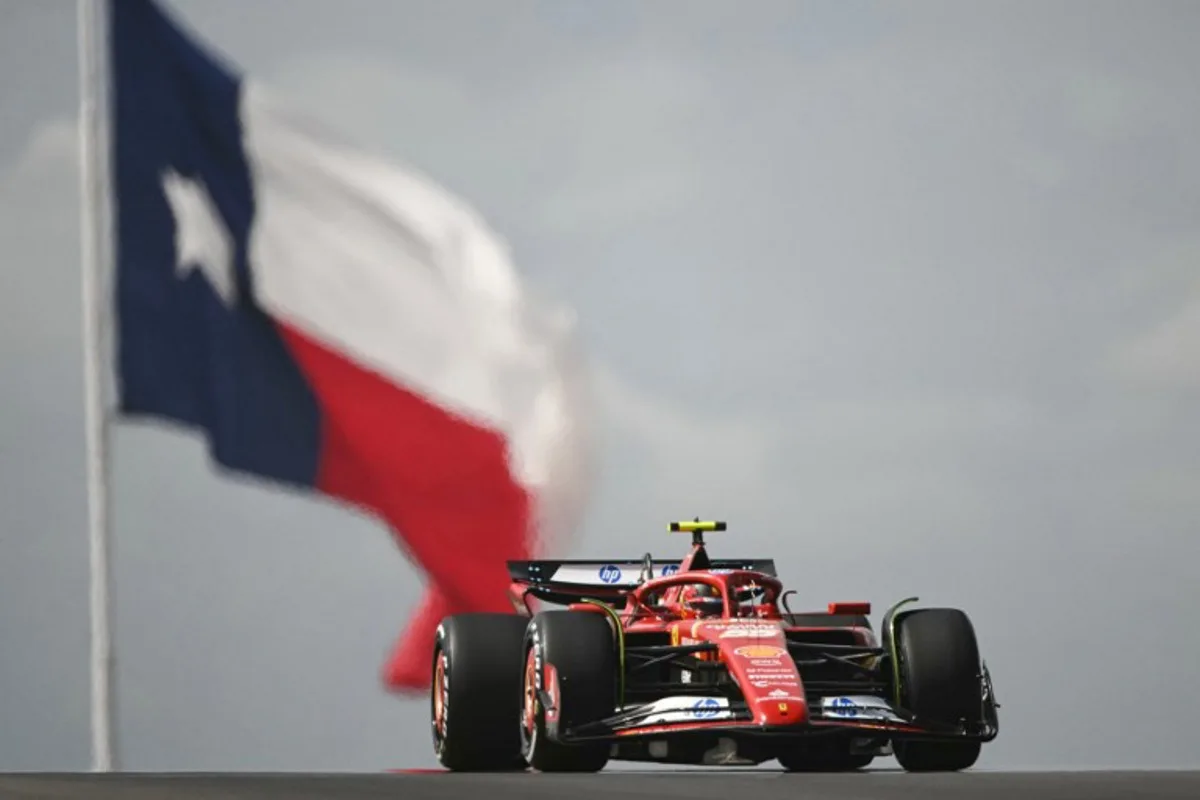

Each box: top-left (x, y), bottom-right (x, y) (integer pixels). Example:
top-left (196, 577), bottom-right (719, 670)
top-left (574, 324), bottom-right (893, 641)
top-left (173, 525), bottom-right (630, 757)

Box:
top-left (679, 583), bottom-right (723, 618)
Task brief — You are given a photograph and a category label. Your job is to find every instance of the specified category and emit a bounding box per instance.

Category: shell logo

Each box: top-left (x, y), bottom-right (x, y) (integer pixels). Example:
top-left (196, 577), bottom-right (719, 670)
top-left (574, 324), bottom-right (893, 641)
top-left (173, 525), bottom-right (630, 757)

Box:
top-left (733, 645), bottom-right (787, 659)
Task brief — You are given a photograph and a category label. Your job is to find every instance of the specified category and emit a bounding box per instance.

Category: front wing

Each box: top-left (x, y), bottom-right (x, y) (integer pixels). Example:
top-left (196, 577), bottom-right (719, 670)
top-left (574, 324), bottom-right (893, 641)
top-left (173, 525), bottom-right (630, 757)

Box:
top-left (561, 694), bottom-right (999, 743)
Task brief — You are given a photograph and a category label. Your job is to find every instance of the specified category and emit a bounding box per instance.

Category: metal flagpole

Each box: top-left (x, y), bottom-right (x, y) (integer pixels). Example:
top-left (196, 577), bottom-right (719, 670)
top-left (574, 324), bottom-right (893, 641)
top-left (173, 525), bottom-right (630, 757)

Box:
top-left (76, 0), bottom-right (119, 773)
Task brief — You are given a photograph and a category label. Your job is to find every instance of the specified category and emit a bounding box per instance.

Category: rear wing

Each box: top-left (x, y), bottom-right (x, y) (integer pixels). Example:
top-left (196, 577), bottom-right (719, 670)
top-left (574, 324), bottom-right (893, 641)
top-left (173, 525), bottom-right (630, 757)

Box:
top-left (508, 558), bottom-right (778, 589)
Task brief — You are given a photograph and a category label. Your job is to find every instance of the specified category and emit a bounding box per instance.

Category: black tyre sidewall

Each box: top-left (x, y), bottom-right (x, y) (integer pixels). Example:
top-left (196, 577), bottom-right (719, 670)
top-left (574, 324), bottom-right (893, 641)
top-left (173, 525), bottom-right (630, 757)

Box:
top-left (521, 610), bottom-right (615, 772)
top-left (778, 751), bottom-right (875, 772)
top-left (892, 608), bottom-right (984, 772)
top-left (432, 613), bottom-right (529, 772)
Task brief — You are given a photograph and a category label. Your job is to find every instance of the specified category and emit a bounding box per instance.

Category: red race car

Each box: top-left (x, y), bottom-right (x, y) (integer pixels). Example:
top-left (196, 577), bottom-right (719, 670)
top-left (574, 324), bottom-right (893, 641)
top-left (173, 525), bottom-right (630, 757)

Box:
top-left (429, 519), bottom-right (999, 773)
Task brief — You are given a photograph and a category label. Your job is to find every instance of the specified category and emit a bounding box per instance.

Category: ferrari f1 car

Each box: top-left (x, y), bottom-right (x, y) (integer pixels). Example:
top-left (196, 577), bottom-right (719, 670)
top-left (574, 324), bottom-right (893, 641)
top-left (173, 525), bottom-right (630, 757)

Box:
top-left (429, 520), bottom-right (998, 773)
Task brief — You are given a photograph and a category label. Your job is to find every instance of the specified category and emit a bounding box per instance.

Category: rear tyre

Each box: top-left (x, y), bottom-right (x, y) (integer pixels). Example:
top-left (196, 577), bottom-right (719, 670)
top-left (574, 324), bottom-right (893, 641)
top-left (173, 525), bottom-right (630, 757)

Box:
top-left (890, 608), bottom-right (984, 772)
top-left (520, 610), bottom-right (615, 772)
top-left (431, 613), bottom-right (530, 771)
top-left (778, 751), bottom-right (874, 772)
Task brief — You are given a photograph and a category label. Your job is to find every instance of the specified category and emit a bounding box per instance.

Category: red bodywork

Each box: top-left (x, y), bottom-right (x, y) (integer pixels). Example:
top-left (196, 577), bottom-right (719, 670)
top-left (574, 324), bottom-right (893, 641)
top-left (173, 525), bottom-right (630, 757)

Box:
top-left (505, 534), bottom-right (914, 745)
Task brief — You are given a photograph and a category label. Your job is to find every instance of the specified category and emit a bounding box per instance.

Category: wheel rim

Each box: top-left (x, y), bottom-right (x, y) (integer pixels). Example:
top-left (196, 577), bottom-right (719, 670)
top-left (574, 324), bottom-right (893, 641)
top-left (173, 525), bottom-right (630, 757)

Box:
top-left (431, 650), bottom-right (449, 752)
top-left (521, 646), bottom-right (538, 750)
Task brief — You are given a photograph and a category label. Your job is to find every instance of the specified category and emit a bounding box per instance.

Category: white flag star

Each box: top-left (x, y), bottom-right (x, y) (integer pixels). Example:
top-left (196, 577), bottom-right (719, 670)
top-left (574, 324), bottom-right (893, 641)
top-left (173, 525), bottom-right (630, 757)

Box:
top-left (161, 168), bottom-right (237, 306)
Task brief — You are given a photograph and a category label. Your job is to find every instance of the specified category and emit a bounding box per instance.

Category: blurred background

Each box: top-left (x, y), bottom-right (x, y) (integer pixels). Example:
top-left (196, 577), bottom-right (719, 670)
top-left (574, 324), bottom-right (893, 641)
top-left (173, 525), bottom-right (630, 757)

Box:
top-left (2, 0), bottom-right (1199, 772)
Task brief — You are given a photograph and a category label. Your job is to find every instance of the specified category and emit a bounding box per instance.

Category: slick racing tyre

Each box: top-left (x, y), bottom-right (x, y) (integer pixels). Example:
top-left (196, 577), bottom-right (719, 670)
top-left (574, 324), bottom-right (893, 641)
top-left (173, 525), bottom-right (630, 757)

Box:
top-left (520, 610), bottom-right (616, 772)
top-left (778, 748), bottom-right (874, 772)
top-left (431, 613), bottom-right (530, 771)
top-left (891, 608), bottom-right (984, 772)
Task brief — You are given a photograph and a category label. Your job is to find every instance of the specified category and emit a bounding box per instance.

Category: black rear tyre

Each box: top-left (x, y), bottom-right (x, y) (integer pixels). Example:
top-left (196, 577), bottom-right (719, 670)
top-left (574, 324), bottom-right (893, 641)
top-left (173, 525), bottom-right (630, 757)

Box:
top-left (431, 613), bottom-right (530, 771)
top-left (891, 608), bottom-right (984, 772)
top-left (520, 610), bottom-right (615, 772)
top-left (778, 751), bottom-right (874, 772)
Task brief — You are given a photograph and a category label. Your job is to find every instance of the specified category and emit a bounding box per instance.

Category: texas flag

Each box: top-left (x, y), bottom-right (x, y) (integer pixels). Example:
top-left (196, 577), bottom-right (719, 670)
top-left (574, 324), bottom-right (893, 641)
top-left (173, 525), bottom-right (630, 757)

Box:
top-left (105, 0), bottom-right (590, 690)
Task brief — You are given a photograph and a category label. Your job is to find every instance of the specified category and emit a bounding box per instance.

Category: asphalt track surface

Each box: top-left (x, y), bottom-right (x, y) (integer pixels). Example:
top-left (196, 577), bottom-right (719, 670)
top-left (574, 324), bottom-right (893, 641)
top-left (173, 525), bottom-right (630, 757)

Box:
top-left (0, 770), bottom-right (1197, 799)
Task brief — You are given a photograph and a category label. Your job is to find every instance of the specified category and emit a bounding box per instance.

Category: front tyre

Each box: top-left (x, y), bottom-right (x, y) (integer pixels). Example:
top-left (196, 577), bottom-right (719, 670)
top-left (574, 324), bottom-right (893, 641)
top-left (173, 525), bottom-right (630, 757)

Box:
top-left (431, 613), bottom-right (530, 771)
top-left (520, 610), bottom-right (615, 772)
top-left (891, 608), bottom-right (984, 772)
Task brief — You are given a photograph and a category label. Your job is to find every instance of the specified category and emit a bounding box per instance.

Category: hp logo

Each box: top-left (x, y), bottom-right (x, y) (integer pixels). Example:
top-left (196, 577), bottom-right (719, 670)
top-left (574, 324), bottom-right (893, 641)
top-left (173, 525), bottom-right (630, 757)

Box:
top-left (598, 564), bottom-right (622, 584)
top-left (661, 564), bottom-right (679, 576)
top-left (829, 697), bottom-right (857, 717)
top-left (692, 698), bottom-right (720, 718)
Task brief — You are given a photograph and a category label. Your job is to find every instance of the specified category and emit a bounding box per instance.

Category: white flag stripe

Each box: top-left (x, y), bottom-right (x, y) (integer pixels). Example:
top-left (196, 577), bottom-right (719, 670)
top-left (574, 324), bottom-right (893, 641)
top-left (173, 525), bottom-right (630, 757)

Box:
top-left (239, 84), bottom-right (581, 490)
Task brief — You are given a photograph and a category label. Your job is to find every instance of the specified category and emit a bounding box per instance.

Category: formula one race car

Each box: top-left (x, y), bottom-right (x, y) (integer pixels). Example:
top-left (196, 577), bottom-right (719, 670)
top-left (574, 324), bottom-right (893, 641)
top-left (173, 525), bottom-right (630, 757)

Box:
top-left (429, 520), bottom-right (999, 773)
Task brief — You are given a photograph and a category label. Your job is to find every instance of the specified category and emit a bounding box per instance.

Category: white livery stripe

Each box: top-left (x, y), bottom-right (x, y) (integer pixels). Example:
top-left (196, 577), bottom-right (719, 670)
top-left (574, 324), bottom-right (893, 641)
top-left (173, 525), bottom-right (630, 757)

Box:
top-left (821, 695), bottom-right (903, 723)
top-left (549, 563), bottom-right (681, 586)
top-left (620, 697), bottom-right (734, 727)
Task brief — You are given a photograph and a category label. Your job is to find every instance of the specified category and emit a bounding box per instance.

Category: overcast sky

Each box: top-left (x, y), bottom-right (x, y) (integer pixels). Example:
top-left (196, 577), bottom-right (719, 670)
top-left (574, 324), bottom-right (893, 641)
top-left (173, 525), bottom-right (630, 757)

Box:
top-left (3, 0), bottom-right (1200, 773)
